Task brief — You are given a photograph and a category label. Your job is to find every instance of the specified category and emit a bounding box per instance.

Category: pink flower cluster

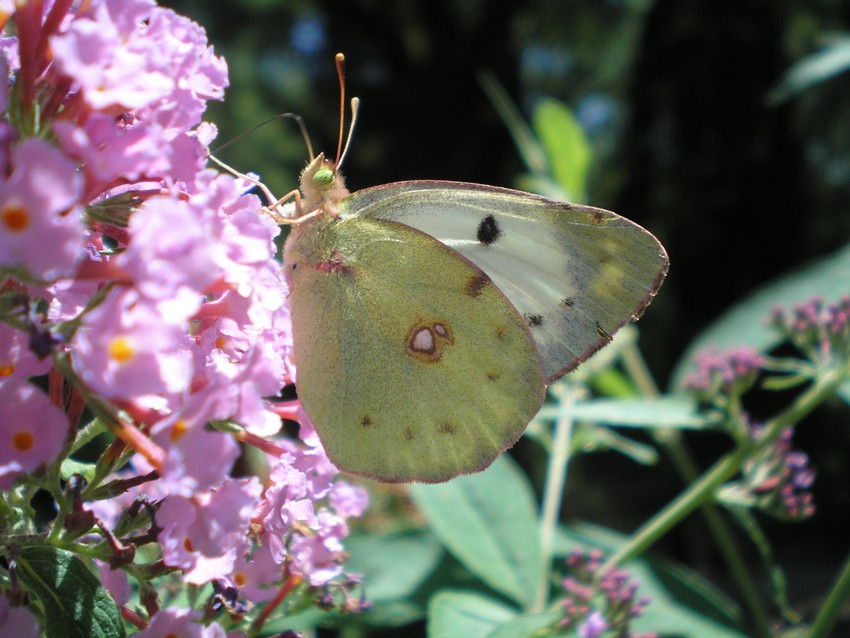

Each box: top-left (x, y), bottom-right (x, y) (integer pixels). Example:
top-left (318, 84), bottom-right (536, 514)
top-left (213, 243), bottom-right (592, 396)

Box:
top-left (770, 295), bottom-right (850, 367)
top-left (558, 550), bottom-right (655, 638)
top-left (0, 0), bottom-right (367, 633)
top-left (739, 422), bottom-right (816, 521)
top-left (682, 346), bottom-right (765, 398)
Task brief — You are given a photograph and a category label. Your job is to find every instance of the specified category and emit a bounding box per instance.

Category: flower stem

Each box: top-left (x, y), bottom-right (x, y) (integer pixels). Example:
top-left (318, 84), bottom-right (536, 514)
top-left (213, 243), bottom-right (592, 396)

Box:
top-left (620, 342), bottom-right (771, 635)
top-left (602, 367), bottom-right (844, 571)
top-left (808, 548), bottom-right (850, 638)
top-left (534, 382), bottom-right (577, 613)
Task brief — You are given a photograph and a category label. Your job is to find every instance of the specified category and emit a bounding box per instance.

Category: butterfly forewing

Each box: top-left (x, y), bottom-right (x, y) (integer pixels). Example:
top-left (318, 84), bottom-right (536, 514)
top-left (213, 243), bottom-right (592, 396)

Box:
top-left (284, 213), bottom-right (546, 483)
top-left (341, 181), bottom-right (669, 382)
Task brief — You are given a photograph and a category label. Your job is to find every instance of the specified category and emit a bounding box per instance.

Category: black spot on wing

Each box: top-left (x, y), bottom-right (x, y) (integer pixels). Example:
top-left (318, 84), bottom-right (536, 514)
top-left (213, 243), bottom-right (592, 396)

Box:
top-left (560, 297), bottom-right (576, 308)
top-left (524, 313), bottom-right (544, 327)
top-left (476, 215), bottom-right (501, 245)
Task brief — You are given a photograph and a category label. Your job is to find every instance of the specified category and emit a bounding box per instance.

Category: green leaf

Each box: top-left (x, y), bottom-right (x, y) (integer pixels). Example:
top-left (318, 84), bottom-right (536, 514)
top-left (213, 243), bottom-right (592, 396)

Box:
top-left (671, 243), bottom-right (850, 388)
top-left (409, 456), bottom-right (543, 609)
top-left (427, 590), bottom-right (517, 638)
top-left (345, 531), bottom-right (443, 604)
top-left (570, 423), bottom-right (659, 465)
top-left (478, 71), bottom-right (549, 178)
top-left (485, 609), bottom-right (563, 638)
top-left (538, 396), bottom-right (706, 429)
top-left (59, 459), bottom-right (98, 483)
top-left (532, 98), bottom-right (591, 202)
top-left (768, 36), bottom-right (850, 104)
top-left (838, 379), bottom-right (850, 405)
top-left (16, 545), bottom-right (125, 638)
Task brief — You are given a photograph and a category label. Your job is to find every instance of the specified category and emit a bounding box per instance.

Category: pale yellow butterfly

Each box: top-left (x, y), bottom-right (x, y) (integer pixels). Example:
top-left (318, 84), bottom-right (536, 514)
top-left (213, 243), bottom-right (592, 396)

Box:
top-left (243, 54), bottom-right (668, 483)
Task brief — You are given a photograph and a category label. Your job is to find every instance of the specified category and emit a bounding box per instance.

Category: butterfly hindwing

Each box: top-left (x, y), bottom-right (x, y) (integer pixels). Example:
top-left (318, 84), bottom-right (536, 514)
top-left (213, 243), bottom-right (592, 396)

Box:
top-left (341, 181), bottom-right (669, 382)
top-left (284, 212), bottom-right (545, 483)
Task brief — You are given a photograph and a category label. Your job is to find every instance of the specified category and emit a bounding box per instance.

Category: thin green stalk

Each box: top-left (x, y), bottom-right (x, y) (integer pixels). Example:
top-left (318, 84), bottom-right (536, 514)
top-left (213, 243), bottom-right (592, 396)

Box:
top-left (602, 367), bottom-right (844, 571)
top-left (620, 343), bottom-right (771, 636)
top-left (809, 548), bottom-right (850, 638)
top-left (533, 382), bottom-right (577, 613)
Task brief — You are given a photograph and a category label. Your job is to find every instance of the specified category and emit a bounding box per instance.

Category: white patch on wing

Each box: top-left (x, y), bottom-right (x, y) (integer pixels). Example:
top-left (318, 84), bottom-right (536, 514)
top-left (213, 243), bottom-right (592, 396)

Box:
top-left (343, 181), bottom-right (667, 382)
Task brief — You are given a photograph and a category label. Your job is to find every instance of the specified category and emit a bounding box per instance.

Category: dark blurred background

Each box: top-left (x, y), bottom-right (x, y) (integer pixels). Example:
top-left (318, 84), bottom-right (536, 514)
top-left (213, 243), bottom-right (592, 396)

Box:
top-left (163, 0), bottom-right (850, 631)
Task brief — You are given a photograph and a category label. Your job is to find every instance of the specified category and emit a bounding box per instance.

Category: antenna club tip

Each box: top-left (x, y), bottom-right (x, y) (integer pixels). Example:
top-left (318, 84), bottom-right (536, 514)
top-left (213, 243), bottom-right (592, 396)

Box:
top-left (335, 52), bottom-right (345, 63)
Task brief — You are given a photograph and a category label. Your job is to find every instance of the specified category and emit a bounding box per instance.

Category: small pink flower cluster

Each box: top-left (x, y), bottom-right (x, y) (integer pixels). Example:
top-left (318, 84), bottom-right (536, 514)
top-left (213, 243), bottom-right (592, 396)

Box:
top-left (0, 0), bottom-right (367, 633)
top-left (740, 422), bottom-right (816, 521)
top-left (769, 295), bottom-right (850, 367)
top-left (558, 550), bottom-right (655, 638)
top-left (682, 346), bottom-right (764, 398)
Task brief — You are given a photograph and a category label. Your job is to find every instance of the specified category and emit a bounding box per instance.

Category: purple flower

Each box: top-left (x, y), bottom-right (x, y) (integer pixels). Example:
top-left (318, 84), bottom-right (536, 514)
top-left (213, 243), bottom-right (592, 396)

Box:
top-left (0, 139), bottom-right (85, 281)
top-left (578, 612), bottom-right (608, 638)
top-left (254, 446), bottom-right (368, 586)
top-left (0, 595), bottom-right (39, 638)
top-left (156, 476), bottom-right (261, 585)
top-left (72, 289), bottom-right (193, 403)
top-left (95, 560), bottom-right (131, 606)
top-left (0, 322), bottom-right (51, 384)
top-left (0, 383), bottom-right (68, 489)
top-left (0, 0), bottom-right (368, 627)
top-left (136, 608), bottom-right (226, 638)
top-left (770, 296), bottom-right (850, 366)
top-left (557, 550), bottom-right (653, 636)
top-left (731, 422), bottom-right (817, 521)
top-left (225, 544), bottom-right (283, 604)
top-left (154, 421), bottom-right (241, 496)
top-left (683, 346), bottom-right (764, 398)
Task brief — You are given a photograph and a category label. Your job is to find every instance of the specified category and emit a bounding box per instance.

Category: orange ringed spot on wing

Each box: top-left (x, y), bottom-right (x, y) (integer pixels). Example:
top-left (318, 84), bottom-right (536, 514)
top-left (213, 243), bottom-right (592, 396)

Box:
top-left (406, 319), bottom-right (454, 363)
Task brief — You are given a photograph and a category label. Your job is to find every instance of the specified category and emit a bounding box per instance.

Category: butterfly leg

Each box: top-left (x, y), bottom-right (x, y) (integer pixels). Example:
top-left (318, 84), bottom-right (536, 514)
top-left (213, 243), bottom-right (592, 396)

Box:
top-left (208, 153), bottom-right (304, 224)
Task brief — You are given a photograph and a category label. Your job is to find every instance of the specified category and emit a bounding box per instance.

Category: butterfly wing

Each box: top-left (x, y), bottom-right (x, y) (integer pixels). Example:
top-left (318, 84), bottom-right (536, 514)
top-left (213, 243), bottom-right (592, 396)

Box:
top-left (284, 213), bottom-right (545, 483)
top-left (340, 181), bottom-right (668, 382)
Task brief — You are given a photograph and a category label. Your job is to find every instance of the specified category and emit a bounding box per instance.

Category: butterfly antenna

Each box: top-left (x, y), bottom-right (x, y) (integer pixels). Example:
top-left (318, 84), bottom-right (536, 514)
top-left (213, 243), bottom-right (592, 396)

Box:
top-left (207, 112), bottom-right (315, 160)
top-left (337, 97), bottom-right (359, 170)
top-left (334, 52), bottom-right (347, 166)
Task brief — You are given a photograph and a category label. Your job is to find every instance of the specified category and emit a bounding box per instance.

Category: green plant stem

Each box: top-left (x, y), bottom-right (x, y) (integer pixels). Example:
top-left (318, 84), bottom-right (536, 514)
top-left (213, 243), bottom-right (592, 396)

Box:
top-left (809, 548), bottom-right (850, 638)
top-left (533, 382), bottom-right (577, 613)
top-left (621, 343), bottom-right (771, 636)
top-left (602, 367), bottom-right (844, 571)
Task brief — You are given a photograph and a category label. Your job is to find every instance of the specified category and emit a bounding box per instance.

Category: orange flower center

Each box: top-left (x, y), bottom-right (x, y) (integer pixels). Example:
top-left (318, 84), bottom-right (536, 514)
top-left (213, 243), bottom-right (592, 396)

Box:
top-left (13, 431), bottom-right (34, 452)
top-left (1, 204), bottom-right (30, 232)
top-left (108, 336), bottom-right (134, 363)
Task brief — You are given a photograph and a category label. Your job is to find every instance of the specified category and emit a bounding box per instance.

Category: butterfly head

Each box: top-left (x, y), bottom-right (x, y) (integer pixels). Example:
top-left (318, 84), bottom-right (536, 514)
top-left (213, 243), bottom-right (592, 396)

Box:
top-left (299, 152), bottom-right (349, 218)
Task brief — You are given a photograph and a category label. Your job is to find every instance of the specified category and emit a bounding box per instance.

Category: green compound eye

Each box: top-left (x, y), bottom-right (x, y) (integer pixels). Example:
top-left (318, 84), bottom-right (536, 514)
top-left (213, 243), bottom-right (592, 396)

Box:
top-left (313, 168), bottom-right (335, 187)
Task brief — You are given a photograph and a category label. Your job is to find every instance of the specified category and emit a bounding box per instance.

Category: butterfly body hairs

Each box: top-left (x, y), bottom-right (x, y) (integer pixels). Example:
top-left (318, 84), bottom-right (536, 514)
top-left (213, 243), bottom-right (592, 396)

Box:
top-left (275, 55), bottom-right (669, 483)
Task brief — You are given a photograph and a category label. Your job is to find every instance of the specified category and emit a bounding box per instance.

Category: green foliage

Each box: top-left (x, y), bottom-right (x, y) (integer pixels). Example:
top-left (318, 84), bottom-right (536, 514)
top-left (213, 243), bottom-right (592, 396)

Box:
top-left (768, 36), bottom-right (850, 104)
top-left (15, 546), bottom-right (125, 638)
top-left (409, 456), bottom-right (544, 610)
top-left (670, 243), bottom-right (850, 388)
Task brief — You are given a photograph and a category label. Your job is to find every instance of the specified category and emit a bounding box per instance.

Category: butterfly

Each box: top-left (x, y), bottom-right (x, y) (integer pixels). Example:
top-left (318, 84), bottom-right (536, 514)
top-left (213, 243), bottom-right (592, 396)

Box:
top-left (261, 55), bottom-right (667, 483)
